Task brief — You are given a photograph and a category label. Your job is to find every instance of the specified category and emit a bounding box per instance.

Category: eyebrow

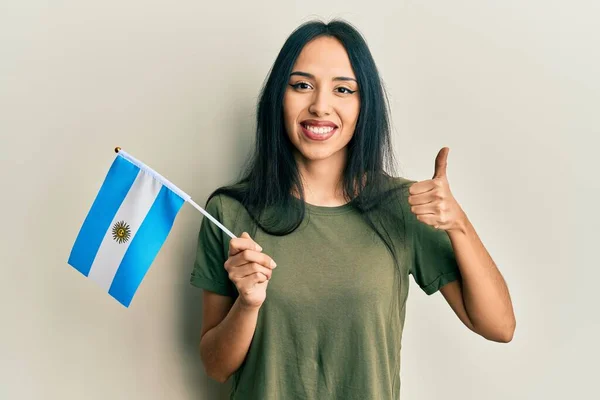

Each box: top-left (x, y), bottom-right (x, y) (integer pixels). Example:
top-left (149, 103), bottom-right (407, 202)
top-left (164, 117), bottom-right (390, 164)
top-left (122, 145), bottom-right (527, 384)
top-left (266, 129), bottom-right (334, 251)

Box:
top-left (290, 71), bottom-right (357, 83)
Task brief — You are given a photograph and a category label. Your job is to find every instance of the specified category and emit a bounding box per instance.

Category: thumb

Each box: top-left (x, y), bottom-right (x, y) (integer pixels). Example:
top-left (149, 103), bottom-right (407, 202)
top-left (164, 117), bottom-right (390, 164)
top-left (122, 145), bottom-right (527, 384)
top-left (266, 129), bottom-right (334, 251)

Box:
top-left (240, 231), bottom-right (262, 252)
top-left (433, 147), bottom-right (449, 179)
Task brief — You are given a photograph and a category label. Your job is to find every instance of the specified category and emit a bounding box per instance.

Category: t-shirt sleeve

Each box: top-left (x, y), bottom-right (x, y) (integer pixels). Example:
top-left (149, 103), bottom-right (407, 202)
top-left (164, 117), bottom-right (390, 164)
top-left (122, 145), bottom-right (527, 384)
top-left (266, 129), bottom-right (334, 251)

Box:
top-left (401, 183), bottom-right (461, 295)
top-left (190, 194), bottom-right (238, 298)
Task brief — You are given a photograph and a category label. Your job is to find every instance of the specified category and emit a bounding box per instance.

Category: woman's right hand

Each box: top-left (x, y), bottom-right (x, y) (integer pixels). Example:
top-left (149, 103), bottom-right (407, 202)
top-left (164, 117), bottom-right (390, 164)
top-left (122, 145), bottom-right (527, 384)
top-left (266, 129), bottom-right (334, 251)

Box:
top-left (224, 232), bottom-right (277, 310)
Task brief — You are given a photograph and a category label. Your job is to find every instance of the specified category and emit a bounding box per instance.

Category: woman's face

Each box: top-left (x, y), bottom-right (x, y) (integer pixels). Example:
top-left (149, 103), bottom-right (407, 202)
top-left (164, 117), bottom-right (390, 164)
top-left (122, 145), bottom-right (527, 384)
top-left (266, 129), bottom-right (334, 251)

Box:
top-left (283, 36), bottom-right (360, 164)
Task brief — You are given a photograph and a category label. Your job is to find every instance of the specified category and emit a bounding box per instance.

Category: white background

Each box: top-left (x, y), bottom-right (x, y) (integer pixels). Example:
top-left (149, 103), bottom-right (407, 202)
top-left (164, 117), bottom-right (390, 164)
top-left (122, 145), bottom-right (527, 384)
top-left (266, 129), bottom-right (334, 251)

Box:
top-left (1, 1), bottom-right (597, 399)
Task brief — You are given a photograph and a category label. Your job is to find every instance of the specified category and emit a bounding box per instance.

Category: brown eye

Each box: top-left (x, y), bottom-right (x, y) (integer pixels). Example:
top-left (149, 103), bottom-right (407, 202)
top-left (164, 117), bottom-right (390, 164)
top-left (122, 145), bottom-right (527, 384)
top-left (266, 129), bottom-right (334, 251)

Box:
top-left (290, 82), bottom-right (312, 90)
top-left (336, 87), bottom-right (356, 94)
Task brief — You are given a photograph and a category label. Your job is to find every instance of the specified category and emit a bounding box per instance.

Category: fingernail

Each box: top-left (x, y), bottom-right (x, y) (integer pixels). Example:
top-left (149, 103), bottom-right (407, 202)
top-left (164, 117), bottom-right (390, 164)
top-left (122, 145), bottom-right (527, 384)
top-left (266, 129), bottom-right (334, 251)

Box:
top-left (271, 260), bottom-right (277, 268)
top-left (256, 245), bottom-right (263, 252)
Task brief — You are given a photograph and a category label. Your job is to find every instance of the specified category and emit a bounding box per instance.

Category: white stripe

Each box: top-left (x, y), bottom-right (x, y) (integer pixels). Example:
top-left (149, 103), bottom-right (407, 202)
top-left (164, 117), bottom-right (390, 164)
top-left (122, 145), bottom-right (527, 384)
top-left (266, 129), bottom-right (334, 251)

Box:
top-left (117, 150), bottom-right (191, 201)
top-left (87, 170), bottom-right (162, 291)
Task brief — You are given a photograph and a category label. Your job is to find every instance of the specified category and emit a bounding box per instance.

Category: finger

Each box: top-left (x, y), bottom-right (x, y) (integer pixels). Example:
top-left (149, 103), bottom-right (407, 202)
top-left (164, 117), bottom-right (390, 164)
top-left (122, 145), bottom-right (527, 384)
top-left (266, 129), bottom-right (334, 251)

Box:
top-left (237, 272), bottom-right (268, 293)
top-left (236, 273), bottom-right (268, 295)
top-left (410, 203), bottom-right (437, 215)
top-left (226, 249), bottom-right (277, 270)
top-left (237, 263), bottom-right (274, 280)
top-left (409, 180), bottom-right (436, 195)
top-left (408, 190), bottom-right (439, 206)
top-left (229, 263), bottom-right (273, 283)
top-left (416, 214), bottom-right (440, 227)
top-left (229, 232), bottom-right (262, 256)
top-left (433, 147), bottom-right (449, 179)
top-left (254, 272), bottom-right (268, 284)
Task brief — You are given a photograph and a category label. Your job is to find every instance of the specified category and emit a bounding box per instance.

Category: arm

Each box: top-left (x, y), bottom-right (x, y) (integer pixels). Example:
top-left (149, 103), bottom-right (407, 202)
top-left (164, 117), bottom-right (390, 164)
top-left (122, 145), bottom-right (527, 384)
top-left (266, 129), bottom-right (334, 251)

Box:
top-left (197, 232), bottom-right (275, 383)
top-left (200, 291), bottom-right (260, 383)
top-left (441, 214), bottom-right (516, 342)
top-left (408, 147), bottom-right (516, 343)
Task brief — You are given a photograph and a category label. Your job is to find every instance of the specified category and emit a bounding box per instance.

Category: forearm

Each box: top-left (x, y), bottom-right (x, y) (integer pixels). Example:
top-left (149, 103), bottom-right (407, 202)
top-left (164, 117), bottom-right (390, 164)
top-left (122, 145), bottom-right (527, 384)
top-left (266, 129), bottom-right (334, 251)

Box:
top-left (448, 212), bottom-right (516, 342)
top-left (200, 297), bottom-right (260, 382)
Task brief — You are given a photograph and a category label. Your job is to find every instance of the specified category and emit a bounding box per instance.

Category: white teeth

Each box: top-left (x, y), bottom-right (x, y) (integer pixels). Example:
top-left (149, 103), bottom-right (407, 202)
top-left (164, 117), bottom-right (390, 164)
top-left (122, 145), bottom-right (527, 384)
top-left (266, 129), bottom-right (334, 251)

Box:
top-left (305, 125), bottom-right (334, 134)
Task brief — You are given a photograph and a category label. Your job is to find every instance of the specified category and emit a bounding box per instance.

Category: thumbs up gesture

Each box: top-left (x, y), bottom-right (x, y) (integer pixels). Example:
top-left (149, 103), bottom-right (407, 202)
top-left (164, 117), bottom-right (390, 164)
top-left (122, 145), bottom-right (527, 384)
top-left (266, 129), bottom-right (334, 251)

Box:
top-left (408, 147), bottom-right (466, 232)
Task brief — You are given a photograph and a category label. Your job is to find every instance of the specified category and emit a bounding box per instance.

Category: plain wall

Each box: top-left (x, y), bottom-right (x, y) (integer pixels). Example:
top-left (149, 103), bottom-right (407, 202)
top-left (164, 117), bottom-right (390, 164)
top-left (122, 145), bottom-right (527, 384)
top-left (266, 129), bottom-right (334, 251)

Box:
top-left (1, 1), bottom-right (598, 399)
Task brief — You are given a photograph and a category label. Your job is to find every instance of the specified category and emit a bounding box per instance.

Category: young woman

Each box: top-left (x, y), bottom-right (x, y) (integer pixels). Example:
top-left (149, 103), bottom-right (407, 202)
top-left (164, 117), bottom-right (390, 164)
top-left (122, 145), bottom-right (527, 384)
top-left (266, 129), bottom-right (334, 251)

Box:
top-left (190, 19), bottom-right (515, 400)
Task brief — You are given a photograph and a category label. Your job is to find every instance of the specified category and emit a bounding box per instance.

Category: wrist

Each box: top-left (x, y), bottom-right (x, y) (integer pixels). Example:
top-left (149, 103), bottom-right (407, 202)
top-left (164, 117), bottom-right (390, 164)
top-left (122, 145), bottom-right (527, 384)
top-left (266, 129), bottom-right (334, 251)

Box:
top-left (449, 209), bottom-right (469, 236)
top-left (236, 298), bottom-right (262, 313)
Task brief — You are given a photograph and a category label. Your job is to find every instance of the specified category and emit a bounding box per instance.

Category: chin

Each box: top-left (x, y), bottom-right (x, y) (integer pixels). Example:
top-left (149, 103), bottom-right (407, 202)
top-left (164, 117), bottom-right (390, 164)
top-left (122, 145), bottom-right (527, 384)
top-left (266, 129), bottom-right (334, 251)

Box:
top-left (296, 146), bottom-right (340, 162)
top-left (288, 132), bottom-right (349, 162)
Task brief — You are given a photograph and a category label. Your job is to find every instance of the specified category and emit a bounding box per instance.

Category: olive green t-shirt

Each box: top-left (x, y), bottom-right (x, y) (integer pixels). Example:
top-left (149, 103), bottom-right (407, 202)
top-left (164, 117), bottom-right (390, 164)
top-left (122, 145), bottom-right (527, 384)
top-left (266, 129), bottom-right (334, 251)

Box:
top-left (190, 177), bottom-right (460, 400)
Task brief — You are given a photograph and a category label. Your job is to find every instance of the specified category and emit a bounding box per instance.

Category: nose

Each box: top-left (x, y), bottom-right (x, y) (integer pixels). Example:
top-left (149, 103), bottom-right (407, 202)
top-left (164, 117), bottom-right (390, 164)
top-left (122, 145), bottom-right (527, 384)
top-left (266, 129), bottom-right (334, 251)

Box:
top-left (308, 88), bottom-right (332, 117)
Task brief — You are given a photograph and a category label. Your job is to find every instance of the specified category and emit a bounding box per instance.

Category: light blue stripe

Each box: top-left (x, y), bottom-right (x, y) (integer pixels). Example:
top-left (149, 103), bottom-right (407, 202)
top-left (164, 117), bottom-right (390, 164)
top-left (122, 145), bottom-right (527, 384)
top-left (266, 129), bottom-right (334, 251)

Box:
top-left (68, 156), bottom-right (140, 276)
top-left (108, 185), bottom-right (185, 307)
top-left (117, 150), bottom-right (191, 201)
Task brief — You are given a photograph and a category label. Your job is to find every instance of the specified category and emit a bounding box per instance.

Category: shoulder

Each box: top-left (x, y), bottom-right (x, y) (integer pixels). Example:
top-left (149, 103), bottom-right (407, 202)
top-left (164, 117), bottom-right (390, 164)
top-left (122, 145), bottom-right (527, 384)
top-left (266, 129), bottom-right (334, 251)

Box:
top-left (205, 192), bottom-right (245, 214)
top-left (373, 175), bottom-right (426, 232)
top-left (204, 192), bottom-right (256, 237)
top-left (384, 175), bottom-right (417, 191)
top-left (204, 193), bottom-right (245, 223)
top-left (370, 174), bottom-right (416, 207)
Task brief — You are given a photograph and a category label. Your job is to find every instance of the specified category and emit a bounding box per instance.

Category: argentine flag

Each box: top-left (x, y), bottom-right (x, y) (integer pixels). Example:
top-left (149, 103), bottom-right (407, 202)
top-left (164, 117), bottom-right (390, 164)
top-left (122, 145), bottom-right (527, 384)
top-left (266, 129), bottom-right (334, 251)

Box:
top-left (68, 149), bottom-right (190, 307)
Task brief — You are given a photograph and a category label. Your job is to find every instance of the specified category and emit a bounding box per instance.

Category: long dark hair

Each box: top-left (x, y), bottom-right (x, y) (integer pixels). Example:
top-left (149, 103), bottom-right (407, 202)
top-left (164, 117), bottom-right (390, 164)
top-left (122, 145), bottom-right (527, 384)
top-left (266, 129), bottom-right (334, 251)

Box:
top-left (209, 19), bottom-right (407, 278)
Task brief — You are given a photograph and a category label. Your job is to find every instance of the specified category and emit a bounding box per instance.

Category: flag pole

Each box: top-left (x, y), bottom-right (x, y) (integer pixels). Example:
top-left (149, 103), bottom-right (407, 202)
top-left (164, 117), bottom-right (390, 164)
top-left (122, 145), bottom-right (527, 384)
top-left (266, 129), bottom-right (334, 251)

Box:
top-left (188, 199), bottom-right (236, 239)
top-left (114, 147), bottom-right (237, 240)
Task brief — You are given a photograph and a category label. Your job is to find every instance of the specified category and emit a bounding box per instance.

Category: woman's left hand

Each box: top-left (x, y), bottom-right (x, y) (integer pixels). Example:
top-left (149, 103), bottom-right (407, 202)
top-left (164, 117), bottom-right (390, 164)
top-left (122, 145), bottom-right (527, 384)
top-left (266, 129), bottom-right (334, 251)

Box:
top-left (407, 147), bottom-right (467, 233)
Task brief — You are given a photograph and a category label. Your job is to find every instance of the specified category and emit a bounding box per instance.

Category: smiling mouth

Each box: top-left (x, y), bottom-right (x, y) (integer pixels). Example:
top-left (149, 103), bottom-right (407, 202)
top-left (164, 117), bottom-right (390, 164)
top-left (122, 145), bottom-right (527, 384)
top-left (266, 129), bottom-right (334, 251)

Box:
top-left (299, 123), bottom-right (338, 141)
top-left (301, 123), bottom-right (336, 135)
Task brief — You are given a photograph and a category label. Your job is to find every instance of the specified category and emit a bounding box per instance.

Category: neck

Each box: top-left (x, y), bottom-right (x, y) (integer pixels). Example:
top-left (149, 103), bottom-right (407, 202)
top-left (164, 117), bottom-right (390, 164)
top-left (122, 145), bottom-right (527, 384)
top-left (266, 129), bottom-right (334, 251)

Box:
top-left (293, 148), bottom-right (348, 207)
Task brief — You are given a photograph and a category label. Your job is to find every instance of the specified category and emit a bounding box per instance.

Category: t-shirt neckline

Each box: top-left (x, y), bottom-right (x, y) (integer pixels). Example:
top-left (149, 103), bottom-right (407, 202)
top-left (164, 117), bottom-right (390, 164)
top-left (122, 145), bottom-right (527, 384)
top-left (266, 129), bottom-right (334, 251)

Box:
top-left (302, 200), bottom-right (355, 215)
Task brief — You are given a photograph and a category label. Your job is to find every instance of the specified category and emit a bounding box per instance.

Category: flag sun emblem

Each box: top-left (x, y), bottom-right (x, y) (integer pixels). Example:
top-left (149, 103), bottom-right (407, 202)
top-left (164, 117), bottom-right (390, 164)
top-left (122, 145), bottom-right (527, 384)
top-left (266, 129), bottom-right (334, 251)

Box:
top-left (112, 221), bottom-right (131, 244)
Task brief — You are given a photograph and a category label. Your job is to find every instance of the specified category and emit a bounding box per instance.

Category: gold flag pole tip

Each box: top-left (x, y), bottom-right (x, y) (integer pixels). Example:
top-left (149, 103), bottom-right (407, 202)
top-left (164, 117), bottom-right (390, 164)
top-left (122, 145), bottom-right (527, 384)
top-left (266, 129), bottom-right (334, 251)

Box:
top-left (115, 147), bottom-right (121, 153)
